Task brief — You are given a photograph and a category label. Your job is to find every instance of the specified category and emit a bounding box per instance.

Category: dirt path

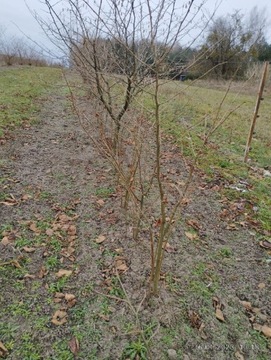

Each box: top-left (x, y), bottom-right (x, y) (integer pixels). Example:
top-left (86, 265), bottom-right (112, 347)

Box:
top-left (0, 89), bottom-right (270, 359)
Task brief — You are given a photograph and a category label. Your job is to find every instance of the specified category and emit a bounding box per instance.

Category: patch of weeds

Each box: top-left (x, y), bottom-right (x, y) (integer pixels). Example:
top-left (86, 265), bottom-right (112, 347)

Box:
top-left (257, 200), bottom-right (271, 231)
top-left (50, 341), bottom-right (74, 360)
top-left (122, 338), bottom-right (148, 360)
top-left (48, 277), bottom-right (68, 294)
top-left (248, 330), bottom-right (270, 358)
top-left (15, 236), bottom-right (33, 248)
top-left (45, 254), bottom-right (60, 270)
top-left (109, 276), bottom-right (125, 298)
top-left (95, 186), bottom-right (114, 198)
top-left (99, 297), bottom-right (112, 316)
top-left (14, 280), bottom-right (26, 291)
top-left (0, 323), bottom-right (19, 345)
top-left (34, 315), bottom-right (50, 331)
top-left (218, 159), bottom-right (232, 168)
top-left (17, 333), bottom-right (42, 360)
top-left (39, 191), bottom-right (52, 200)
top-left (164, 273), bottom-right (181, 293)
top-left (48, 238), bottom-right (62, 253)
top-left (219, 247), bottom-right (233, 258)
top-left (69, 304), bottom-right (88, 324)
top-left (7, 301), bottom-right (32, 318)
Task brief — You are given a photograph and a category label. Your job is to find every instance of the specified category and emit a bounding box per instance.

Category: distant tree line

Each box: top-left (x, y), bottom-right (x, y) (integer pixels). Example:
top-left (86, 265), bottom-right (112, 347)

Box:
top-left (0, 26), bottom-right (56, 67)
top-left (71, 6), bottom-right (270, 81)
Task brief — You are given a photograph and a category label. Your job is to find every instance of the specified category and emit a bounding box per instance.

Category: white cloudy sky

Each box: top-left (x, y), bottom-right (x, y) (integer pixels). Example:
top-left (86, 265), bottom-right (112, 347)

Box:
top-left (0, 0), bottom-right (270, 54)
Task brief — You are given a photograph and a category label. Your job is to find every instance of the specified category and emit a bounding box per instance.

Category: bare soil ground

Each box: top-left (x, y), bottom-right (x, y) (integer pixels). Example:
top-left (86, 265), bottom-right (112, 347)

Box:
top-left (0, 84), bottom-right (271, 359)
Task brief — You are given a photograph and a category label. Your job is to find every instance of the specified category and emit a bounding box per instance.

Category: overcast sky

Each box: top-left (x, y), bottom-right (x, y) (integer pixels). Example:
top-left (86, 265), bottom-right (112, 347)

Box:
top-left (0, 0), bottom-right (270, 57)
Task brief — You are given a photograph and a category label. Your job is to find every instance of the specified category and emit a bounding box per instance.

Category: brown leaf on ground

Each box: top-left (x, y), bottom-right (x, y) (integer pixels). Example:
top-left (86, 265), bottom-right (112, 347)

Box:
top-left (186, 219), bottom-right (201, 230)
top-left (185, 232), bottom-right (198, 241)
top-left (258, 282), bottom-right (265, 289)
top-left (29, 222), bottom-right (41, 234)
top-left (235, 351), bottom-right (245, 360)
top-left (96, 199), bottom-right (105, 206)
top-left (213, 296), bottom-right (225, 322)
top-left (261, 325), bottom-right (271, 338)
top-left (46, 228), bottom-right (54, 236)
top-left (67, 225), bottom-right (77, 236)
top-left (259, 241), bottom-right (271, 249)
top-left (114, 248), bottom-right (123, 254)
top-left (95, 235), bottom-right (106, 244)
top-left (65, 293), bottom-right (76, 301)
top-left (0, 341), bottom-right (8, 357)
top-left (24, 274), bottom-right (36, 279)
top-left (38, 265), bottom-right (48, 279)
top-left (188, 310), bottom-right (202, 329)
top-left (51, 310), bottom-right (68, 325)
top-left (240, 301), bottom-right (252, 311)
top-left (1, 236), bottom-right (10, 246)
top-left (253, 322), bottom-right (271, 337)
top-left (21, 194), bottom-right (31, 201)
top-left (215, 308), bottom-right (225, 322)
top-left (22, 246), bottom-right (36, 253)
top-left (54, 292), bottom-right (65, 299)
top-left (56, 269), bottom-right (72, 278)
top-left (115, 257), bottom-right (128, 272)
top-left (69, 336), bottom-right (80, 355)
top-left (0, 194), bottom-right (18, 206)
top-left (163, 242), bottom-right (177, 253)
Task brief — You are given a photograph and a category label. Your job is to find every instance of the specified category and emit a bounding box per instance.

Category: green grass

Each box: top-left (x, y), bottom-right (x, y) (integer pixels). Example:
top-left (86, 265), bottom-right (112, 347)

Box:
top-left (0, 66), bottom-right (62, 136)
top-left (141, 78), bottom-right (271, 234)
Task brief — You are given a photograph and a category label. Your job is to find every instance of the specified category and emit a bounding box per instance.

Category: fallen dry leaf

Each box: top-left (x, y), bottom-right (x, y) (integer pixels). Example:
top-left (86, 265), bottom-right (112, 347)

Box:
top-left (56, 269), bottom-right (72, 278)
top-left (29, 222), bottom-right (41, 234)
top-left (262, 325), bottom-right (271, 338)
top-left (67, 225), bottom-right (77, 236)
top-left (51, 310), bottom-right (68, 326)
top-left (95, 235), bottom-right (106, 244)
top-left (186, 219), bottom-right (201, 230)
top-left (69, 336), bottom-right (80, 356)
top-left (54, 292), bottom-right (65, 299)
top-left (215, 308), bottom-right (225, 322)
top-left (259, 240), bottom-right (271, 249)
top-left (0, 341), bottom-right (8, 357)
top-left (0, 194), bottom-right (18, 206)
top-left (22, 246), bottom-right (36, 253)
top-left (46, 228), bottom-right (54, 236)
top-left (99, 314), bottom-right (110, 321)
top-left (185, 232), bottom-right (198, 241)
top-left (235, 351), bottom-right (245, 360)
top-left (65, 293), bottom-right (76, 301)
top-left (1, 236), bottom-right (10, 246)
top-left (116, 262), bottom-right (128, 272)
top-left (240, 301), bottom-right (252, 311)
top-left (21, 194), bottom-right (31, 201)
top-left (114, 248), bottom-right (123, 254)
top-left (96, 199), bottom-right (105, 206)
top-left (188, 310), bottom-right (202, 329)
top-left (24, 274), bottom-right (36, 279)
top-left (258, 283), bottom-right (265, 289)
top-left (213, 296), bottom-right (225, 322)
top-left (38, 265), bottom-right (48, 279)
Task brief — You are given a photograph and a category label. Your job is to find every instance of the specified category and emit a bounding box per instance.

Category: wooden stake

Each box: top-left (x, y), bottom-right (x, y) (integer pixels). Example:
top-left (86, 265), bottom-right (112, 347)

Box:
top-left (244, 61), bottom-right (269, 163)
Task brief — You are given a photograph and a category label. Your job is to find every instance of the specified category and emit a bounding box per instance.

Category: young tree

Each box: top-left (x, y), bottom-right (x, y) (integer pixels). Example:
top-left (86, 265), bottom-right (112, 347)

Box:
top-left (37, 0), bottom-right (213, 295)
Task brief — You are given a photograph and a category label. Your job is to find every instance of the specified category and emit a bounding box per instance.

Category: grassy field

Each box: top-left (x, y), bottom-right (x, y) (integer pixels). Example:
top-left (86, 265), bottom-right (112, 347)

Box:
top-left (0, 66), bottom-right (63, 137)
top-left (1, 66), bottom-right (271, 359)
top-left (142, 76), bottom-right (271, 234)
